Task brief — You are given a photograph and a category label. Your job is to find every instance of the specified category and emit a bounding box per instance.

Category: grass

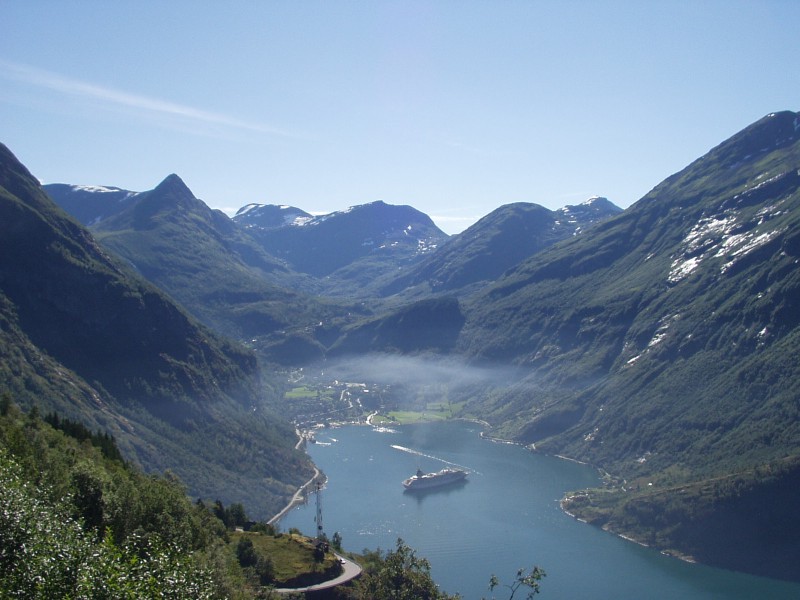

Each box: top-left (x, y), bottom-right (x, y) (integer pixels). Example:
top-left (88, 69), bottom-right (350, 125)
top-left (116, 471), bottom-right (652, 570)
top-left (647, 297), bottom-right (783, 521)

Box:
top-left (284, 386), bottom-right (322, 399)
top-left (388, 410), bottom-right (450, 424)
top-left (229, 531), bottom-right (340, 586)
top-left (370, 399), bottom-right (465, 425)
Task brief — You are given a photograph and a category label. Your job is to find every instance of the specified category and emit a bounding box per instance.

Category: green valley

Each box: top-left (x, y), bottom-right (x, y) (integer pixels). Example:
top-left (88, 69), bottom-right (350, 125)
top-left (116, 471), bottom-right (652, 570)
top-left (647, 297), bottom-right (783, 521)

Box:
top-left (3, 109), bottom-right (800, 591)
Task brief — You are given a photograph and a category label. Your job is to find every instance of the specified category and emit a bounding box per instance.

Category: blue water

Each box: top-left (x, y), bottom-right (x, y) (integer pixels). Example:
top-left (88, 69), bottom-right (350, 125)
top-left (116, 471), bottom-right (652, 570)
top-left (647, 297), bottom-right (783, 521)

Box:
top-left (280, 421), bottom-right (800, 599)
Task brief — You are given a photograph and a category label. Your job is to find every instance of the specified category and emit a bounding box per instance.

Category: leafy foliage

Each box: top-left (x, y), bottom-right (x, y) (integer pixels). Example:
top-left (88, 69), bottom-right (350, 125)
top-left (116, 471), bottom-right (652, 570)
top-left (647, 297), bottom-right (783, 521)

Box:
top-left (0, 403), bottom-right (362, 598)
top-left (44, 412), bottom-right (124, 463)
top-left (0, 408), bottom-right (221, 598)
top-left (487, 566), bottom-right (546, 600)
top-left (351, 538), bottom-right (460, 599)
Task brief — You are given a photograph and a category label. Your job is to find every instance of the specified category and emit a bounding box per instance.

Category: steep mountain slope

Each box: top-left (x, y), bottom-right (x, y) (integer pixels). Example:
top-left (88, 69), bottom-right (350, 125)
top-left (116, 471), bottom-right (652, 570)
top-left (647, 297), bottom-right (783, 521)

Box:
top-left (329, 296), bottom-right (466, 356)
top-left (0, 143), bottom-right (312, 515)
top-left (457, 111), bottom-right (800, 577)
top-left (380, 197), bottom-right (621, 296)
top-left (49, 175), bottom-right (340, 363)
top-left (244, 200), bottom-right (448, 281)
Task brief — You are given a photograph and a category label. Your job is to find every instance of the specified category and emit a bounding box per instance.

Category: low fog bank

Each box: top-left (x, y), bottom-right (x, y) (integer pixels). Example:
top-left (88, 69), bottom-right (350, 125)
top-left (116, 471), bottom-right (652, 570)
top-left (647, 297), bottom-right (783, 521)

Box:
top-left (314, 353), bottom-right (524, 390)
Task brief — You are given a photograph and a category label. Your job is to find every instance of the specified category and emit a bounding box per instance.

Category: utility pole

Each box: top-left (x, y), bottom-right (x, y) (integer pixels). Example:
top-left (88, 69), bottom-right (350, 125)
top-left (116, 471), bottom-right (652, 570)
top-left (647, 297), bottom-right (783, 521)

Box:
top-left (315, 481), bottom-right (324, 542)
top-left (314, 481), bottom-right (328, 558)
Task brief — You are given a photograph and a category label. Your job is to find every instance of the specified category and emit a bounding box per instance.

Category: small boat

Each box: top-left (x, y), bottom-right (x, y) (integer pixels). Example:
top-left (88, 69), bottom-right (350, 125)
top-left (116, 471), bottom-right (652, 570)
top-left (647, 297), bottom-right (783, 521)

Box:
top-left (402, 467), bottom-right (467, 490)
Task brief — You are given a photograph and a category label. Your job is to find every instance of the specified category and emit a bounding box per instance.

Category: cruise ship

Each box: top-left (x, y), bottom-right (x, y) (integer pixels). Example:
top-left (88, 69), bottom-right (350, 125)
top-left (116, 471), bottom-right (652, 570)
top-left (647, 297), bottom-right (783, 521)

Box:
top-left (402, 467), bottom-right (467, 491)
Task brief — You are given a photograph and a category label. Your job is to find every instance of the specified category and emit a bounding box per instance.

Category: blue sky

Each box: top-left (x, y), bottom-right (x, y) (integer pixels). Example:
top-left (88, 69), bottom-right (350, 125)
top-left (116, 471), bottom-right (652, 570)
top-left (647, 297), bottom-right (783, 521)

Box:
top-left (2, 1), bottom-right (798, 234)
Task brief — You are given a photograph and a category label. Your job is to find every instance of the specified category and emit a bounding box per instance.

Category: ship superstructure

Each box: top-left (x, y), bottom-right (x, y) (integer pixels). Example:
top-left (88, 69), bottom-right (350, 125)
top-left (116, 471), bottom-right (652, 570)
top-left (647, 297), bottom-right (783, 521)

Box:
top-left (402, 467), bottom-right (467, 490)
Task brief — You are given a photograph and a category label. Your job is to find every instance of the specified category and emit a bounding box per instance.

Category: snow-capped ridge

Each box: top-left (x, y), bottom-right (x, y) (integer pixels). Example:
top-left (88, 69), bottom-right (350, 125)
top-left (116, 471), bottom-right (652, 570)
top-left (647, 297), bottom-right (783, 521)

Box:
top-left (71, 184), bottom-right (126, 194)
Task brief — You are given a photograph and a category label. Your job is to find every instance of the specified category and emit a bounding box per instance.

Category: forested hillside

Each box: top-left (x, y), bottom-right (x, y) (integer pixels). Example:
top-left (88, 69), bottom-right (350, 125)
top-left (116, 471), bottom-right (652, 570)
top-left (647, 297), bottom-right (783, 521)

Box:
top-left (453, 111), bottom-right (800, 577)
top-left (0, 143), bottom-right (313, 515)
top-left (0, 399), bottom-right (465, 598)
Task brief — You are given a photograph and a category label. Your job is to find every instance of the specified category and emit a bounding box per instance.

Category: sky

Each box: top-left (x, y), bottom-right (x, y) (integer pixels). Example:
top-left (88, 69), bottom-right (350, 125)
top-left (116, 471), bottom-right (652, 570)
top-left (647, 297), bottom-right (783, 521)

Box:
top-left (1, 1), bottom-right (798, 234)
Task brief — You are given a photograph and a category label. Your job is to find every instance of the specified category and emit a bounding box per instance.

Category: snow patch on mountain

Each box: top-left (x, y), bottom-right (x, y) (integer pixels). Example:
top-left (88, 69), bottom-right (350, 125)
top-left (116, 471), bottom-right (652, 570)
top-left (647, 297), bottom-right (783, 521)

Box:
top-left (69, 184), bottom-right (138, 203)
top-left (235, 203), bottom-right (261, 216)
top-left (718, 229), bottom-right (784, 273)
top-left (292, 215), bottom-right (314, 226)
top-left (625, 314), bottom-right (680, 366)
top-left (668, 195), bottom-right (785, 283)
top-left (668, 256), bottom-right (702, 283)
top-left (71, 184), bottom-right (125, 194)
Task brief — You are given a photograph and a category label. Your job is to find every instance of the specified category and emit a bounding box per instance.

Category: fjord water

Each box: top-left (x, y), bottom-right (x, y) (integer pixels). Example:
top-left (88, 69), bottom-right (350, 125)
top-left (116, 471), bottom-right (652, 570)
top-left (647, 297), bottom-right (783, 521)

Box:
top-left (280, 421), bottom-right (800, 599)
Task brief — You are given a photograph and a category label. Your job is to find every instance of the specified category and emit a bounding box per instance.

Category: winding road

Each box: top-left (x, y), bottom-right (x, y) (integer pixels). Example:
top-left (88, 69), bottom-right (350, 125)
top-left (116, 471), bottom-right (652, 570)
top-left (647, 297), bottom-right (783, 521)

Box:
top-left (272, 554), bottom-right (362, 594)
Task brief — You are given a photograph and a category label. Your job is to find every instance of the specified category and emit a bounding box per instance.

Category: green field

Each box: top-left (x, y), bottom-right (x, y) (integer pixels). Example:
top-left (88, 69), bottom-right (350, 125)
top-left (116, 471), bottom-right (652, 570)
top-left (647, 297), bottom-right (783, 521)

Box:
top-left (285, 385), bottom-right (335, 400)
top-left (229, 531), bottom-right (341, 588)
top-left (371, 401), bottom-right (465, 425)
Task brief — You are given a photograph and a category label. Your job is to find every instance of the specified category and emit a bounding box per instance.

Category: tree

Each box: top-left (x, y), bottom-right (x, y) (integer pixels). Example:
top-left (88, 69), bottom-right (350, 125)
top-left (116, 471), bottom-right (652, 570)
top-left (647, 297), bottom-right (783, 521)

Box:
top-left (1, 392), bottom-right (14, 417)
top-left (486, 566), bottom-right (546, 600)
top-left (227, 502), bottom-right (248, 527)
top-left (213, 499), bottom-right (228, 525)
top-left (256, 555), bottom-right (275, 585)
top-left (236, 537), bottom-right (258, 568)
top-left (355, 538), bottom-right (459, 599)
top-left (332, 531), bottom-right (343, 550)
top-left (70, 461), bottom-right (107, 536)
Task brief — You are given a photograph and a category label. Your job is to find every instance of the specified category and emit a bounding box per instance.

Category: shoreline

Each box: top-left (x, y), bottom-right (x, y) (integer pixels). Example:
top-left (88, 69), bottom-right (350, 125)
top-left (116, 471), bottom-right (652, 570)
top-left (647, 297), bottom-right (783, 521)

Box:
top-left (268, 429), bottom-right (324, 525)
top-left (268, 465), bottom-right (323, 526)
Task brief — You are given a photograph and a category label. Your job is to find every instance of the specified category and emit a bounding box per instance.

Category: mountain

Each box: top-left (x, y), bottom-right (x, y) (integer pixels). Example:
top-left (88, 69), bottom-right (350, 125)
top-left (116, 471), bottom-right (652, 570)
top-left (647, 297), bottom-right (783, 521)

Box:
top-left (454, 111), bottom-right (800, 577)
top-left (24, 109), bottom-right (800, 579)
top-left (47, 175), bottom-right (340, 364)
top-left (1, 143), bottom-right (313, 515)
top-left (328, 296), bottom-right (466, 356)
top-left (233, 202), bottom-right (313, 229)
top-left (43, 183), bottom-right (141, 224)
top-left (379, 197), bottom-right (622, 296)
top-left (243, 200), bottom-right (449, 281)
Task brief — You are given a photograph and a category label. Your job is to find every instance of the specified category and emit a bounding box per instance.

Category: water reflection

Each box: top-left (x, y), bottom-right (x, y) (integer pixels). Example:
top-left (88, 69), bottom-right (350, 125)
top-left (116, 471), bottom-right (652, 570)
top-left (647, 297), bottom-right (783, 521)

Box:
top-left (403, 479), bottom-right (469, 504)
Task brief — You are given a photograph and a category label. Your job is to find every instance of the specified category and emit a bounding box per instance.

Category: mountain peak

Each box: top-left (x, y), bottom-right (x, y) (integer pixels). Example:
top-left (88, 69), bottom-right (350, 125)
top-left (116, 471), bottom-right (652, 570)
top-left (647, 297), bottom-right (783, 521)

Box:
top-left (153, 173), bottom-right (193, 198)
top-left (698, 110), bottom-right (800, 172)
top-left (557, 197), bottom-right (623, 223)
top-left (583, 195), bottom-right (608, 206)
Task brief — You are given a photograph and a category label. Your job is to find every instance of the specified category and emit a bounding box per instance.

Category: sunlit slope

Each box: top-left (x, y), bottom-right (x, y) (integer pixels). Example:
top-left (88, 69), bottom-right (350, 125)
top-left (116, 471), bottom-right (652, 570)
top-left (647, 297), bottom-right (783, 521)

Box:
top-left (461, 111), bottom-right (800, 465)
top-left (456, 111), bottom-right (800, 576)
top-left (380, 198), bottom-right (621, 297)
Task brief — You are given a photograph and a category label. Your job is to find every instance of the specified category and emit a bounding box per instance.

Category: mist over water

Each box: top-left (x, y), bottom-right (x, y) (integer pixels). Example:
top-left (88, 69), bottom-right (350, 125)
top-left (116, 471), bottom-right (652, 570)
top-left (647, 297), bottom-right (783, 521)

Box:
top-left (280, 421), bottom-right (800, 600)
top-left (318, 352), bottom-right (526, 391)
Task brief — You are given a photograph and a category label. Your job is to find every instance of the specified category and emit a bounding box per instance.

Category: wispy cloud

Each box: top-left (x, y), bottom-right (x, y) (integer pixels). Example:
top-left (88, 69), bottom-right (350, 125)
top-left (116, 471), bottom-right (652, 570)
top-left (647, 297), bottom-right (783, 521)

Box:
top-left (0, 59), bottom-right (298, 139)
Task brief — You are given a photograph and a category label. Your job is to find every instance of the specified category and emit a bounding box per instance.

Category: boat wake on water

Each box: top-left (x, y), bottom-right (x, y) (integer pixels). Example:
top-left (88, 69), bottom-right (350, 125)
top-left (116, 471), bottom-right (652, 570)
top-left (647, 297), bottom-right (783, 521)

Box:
top-left (390, 444), bottom-right (480, 475)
